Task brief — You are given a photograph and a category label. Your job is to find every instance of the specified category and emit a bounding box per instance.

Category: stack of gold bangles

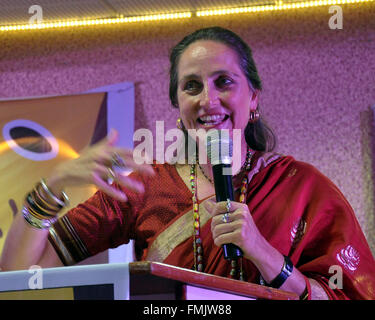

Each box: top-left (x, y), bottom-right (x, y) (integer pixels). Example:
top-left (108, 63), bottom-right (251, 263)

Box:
top-left (22, 179), bottom-right (69, 229)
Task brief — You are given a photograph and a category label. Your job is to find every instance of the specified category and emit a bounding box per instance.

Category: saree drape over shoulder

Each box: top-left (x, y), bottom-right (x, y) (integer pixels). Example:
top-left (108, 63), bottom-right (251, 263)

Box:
top-left (48, 152), bottom-right (375, 299)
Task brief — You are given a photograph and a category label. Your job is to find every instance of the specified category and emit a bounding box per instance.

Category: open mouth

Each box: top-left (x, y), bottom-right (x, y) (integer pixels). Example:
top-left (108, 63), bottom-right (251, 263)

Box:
top-left (197, 114), bottom-right (229, 126)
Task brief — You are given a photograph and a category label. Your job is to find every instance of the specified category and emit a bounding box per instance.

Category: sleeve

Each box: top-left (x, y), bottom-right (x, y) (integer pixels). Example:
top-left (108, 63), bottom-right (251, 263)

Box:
top-left (290, 164), bottom-right (375, 300)
top-left (48, 180), bottom-right (141, 266)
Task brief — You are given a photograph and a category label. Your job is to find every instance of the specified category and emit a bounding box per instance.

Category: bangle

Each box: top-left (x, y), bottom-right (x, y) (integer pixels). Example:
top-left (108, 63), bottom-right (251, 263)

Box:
top-left (21, 179), bottom-right (68, 230)
top-left (264, 255), bottom-right (294, 289)
top-left (300, 276), bottom-right (311, 300)
top-left (40, 179), bottom-right (69, 207)
top-left (22, 206), bottom-right (57, 230)
top-left (26, 193), bottom-right (57, 218)
top-left (33, 185), bottom-right (62, 212)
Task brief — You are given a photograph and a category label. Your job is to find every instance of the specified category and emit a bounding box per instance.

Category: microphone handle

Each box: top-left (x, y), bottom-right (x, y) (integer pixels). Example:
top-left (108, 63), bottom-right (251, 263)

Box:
top-left (212, 164), bottom-right (243, 260)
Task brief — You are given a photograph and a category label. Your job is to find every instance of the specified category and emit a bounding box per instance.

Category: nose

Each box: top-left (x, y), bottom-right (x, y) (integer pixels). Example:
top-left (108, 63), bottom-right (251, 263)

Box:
top-left (199, 82), bottom-right (219, 110)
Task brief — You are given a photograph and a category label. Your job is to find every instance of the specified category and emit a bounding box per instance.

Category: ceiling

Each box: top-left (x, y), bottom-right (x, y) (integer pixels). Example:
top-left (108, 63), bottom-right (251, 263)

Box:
top-left (0, 0), bottom-right (281, 26)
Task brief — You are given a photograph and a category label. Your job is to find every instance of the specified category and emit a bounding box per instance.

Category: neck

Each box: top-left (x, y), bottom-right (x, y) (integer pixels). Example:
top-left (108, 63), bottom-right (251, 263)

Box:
top-left (198, 141), bottom-right (250, 185)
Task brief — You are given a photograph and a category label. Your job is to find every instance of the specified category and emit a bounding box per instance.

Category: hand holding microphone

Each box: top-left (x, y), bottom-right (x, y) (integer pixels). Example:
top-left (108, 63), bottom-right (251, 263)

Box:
top-left (206, 132), bottom-right (243, 260)
top-left (205, 132), bottom-right (266, 263)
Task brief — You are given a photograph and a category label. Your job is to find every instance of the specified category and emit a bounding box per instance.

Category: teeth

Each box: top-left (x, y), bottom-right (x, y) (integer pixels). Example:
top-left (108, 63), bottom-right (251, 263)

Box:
top-left (199, 114), bottom-right (226, 122)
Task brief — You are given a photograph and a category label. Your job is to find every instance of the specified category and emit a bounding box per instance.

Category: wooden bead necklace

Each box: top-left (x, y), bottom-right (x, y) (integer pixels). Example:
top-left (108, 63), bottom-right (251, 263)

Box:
top-left (190, 148), bottom-right (253, 280)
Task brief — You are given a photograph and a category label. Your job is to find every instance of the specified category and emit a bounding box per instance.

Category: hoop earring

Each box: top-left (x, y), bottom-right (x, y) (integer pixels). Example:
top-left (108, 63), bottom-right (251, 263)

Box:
top-left (176, 117), bottom-right (185, 130)
top-left (248, 109), bottom-right (260, 123)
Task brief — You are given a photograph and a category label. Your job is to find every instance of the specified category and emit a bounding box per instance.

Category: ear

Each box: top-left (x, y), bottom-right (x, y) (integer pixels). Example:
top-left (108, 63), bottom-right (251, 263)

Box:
top-left (249, 89), bottom-right (260, 111)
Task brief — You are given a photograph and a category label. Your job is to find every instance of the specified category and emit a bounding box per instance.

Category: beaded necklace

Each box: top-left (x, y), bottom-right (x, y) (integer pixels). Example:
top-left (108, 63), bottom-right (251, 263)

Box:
top-left (190, 149), bottom-right (253, 280)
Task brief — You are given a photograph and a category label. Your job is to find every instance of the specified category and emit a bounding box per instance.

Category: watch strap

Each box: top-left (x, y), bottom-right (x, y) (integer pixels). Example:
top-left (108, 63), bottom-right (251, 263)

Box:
top-left (268, 255), bottom-right (294, 289)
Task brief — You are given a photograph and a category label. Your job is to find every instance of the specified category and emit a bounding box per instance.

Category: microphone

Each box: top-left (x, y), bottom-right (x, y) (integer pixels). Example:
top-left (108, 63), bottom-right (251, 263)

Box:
top-left (207, 132), bottom-right (243, 260)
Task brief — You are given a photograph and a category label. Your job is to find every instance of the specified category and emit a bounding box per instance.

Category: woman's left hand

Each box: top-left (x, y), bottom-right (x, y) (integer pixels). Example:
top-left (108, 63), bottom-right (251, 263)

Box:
top-left (204, 199), bottom-right (314, 298)
top-left (204, 199), bottom-right (265, 262)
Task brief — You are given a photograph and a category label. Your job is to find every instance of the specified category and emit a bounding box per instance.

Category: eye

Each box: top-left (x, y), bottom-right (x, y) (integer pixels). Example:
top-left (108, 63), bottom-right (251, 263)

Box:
top-left (215, 76), bottom-right (234, 88)
top-left (183, 80), bottom-right (202, 93)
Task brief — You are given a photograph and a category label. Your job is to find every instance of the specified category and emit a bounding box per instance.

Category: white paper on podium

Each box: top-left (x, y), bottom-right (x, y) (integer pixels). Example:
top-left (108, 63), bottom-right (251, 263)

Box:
top-left (0, 263), bottom-right (130, 300)
top-left (184, 284), bottom-right (255, 300)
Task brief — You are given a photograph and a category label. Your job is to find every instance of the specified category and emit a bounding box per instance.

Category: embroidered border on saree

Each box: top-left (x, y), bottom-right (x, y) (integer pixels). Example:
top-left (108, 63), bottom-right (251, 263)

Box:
top-left (146, 200), bottom-right (212, 263)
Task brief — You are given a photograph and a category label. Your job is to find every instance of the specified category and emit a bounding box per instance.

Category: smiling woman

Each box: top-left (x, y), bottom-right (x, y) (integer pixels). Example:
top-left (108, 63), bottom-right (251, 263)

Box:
top-left (1, 26), bottom-right (375, 300)
top-left (169, 27), bottom-right (275, 154)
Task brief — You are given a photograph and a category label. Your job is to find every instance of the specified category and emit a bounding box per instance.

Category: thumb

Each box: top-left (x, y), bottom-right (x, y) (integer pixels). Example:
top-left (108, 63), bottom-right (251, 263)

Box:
top-left (203, 199), bottom-right (215, 214)
top-left (106, 128), bottom-right (119, 146)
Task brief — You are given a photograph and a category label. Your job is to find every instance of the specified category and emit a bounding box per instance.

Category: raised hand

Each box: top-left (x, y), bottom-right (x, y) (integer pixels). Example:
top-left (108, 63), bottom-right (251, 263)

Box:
top-left (46, 129), bottom-right (154, 202)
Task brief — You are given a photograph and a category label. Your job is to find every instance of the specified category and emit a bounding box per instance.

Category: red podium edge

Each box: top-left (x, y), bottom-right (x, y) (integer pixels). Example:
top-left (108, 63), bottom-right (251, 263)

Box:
top-left (129, 261), bottom-right (299, 300)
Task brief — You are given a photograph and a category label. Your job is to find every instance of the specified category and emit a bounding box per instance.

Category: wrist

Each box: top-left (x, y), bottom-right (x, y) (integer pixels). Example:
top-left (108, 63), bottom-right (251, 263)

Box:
top-left (248, 236), bottom-right (285, 283)
top-left (261, 255), bottom-right (294, 289)
top-left (23, 178), bottom-right (69, 230)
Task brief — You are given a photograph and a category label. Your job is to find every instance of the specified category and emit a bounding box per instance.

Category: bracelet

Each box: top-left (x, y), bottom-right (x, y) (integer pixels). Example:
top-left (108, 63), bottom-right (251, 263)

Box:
top-left (22, 206), bottom-right (57, 230)
top-left (40, 179), bottom-right (69, 208)
top-left (26, 194), bottom-right (57, 218)
top-left (299, 276), bottom-right (311, 300)
top-left (22, 179), bottom-right (69, 230)
top-left (33, 185), bottom-right (62, 212)
top-left (262, 255), bottom-right (294, 289)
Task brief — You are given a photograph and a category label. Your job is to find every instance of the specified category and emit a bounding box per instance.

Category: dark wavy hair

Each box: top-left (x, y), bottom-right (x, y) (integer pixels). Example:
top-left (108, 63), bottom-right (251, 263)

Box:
top-left (169, 26), bottom-right (276, 152)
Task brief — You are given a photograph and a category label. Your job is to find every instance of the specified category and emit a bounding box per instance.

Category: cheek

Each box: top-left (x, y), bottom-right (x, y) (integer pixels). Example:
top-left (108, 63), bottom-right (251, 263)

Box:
top-left (177, 89), bottom-right (192, 108)
top-left (227, 95), bottom-right (251, 126)
top-left (178, 96), bottom-right (197, 126)
top-left (231, 113), bottom-right (249, 132)
top-left (177, 90), bottom-right (186, 103)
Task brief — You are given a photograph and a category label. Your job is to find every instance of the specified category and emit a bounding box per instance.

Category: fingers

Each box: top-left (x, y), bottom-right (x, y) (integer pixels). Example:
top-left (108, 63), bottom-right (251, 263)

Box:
top-left (101, 128), bottom-right (119, 147)
top-left (93, 164), bottom-right (145, 196)
top-left (90, 133), bottom-right (155, 177)
top-left (204, 199), bottom-right (246, 219)
top-left (212, 228), bottom-right (240, 248)
top-left (112, 150), bottom-right (155, 176)
top-left (89, 129), bottom-right (119, 155)
top-left (204, 199), bottom-right (243, 214)
top-left (86, 146), bottom-right (155, 180)
top-left (91, 171), bottom-right (128, 202)
top-left (204, 200), bottom-right (252, 250)
top-left (49, 129), bottom-right (153, 201)
top-left (211, 207), bottom-right (248, 230)
top-left (115, 174), bottom-right (145, 194)
top-left (210, 211), bottom-right (248, 248)
top-left (211, 218), bottom-right (237, 239)
top-left (107, 128), bottom-right (119, 146)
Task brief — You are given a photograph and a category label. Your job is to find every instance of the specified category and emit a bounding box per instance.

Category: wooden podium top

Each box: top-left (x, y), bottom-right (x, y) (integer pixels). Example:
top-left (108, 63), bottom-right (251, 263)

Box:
top-left (129, 261), bottom-right (299, 300)
top-left (0, 261), bottom-right (298, 300)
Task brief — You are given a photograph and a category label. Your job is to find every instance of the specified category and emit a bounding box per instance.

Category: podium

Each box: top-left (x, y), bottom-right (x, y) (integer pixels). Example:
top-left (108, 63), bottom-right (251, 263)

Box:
top-left (0, 262), bottom-right (298, 300)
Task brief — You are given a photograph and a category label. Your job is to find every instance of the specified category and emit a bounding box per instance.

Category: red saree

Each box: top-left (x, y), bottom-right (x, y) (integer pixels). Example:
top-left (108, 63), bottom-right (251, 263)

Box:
top-left (48, 152), bottom-right (375, 300)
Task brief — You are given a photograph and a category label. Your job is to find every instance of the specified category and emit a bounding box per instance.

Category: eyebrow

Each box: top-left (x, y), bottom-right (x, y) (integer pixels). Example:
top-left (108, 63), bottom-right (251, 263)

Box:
top-left (179, 70), bottom-right (240, 84)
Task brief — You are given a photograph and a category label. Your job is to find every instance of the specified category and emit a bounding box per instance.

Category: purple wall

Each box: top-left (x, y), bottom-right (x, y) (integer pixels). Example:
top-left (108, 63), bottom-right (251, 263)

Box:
top-left (0, 3), bottom-right (374, 253)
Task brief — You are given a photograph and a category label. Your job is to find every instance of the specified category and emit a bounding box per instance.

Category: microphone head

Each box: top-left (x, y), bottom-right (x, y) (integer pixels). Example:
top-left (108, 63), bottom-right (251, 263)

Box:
top-left (206, 130), bottom-right (232, 166)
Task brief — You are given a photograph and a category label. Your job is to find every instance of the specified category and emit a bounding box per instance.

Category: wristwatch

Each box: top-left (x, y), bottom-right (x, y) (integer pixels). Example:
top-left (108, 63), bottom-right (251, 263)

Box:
top-left (261, 255), bottom-right (294, 289)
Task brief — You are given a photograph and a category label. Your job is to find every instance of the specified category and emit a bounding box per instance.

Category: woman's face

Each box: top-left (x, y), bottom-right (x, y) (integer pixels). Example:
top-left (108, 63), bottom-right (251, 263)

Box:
top-left (176, 40), bottom-right (258, 137)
